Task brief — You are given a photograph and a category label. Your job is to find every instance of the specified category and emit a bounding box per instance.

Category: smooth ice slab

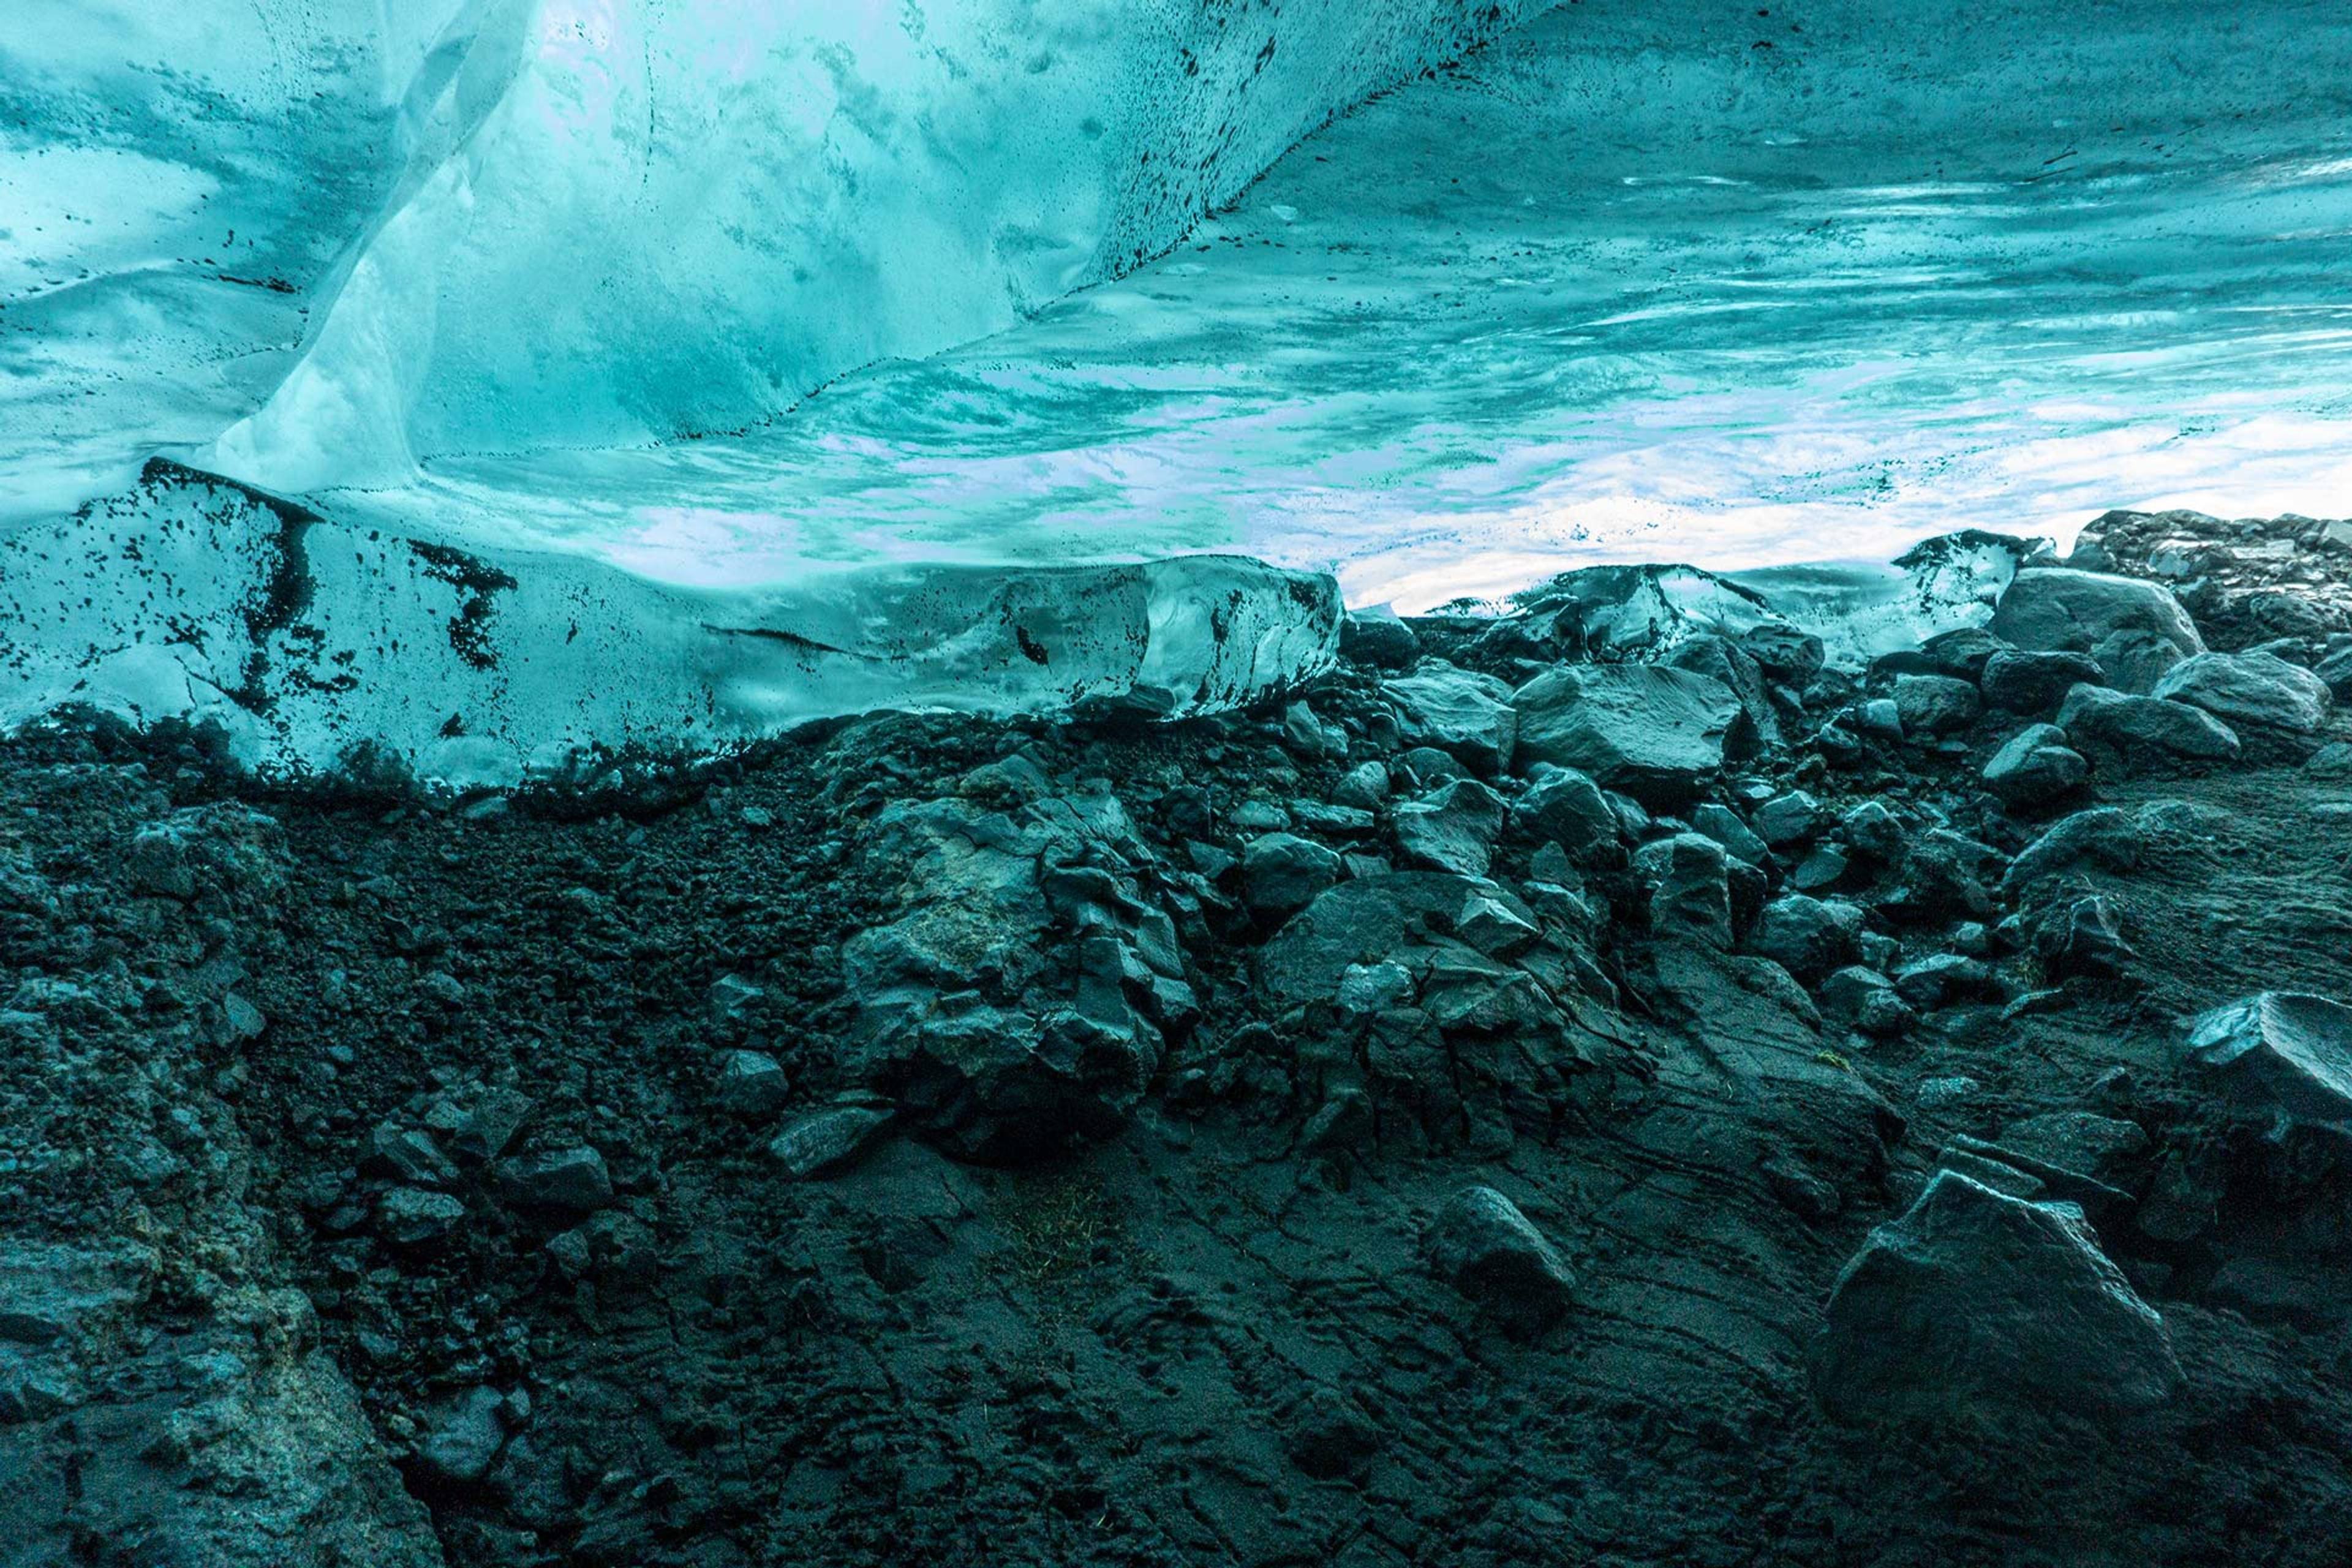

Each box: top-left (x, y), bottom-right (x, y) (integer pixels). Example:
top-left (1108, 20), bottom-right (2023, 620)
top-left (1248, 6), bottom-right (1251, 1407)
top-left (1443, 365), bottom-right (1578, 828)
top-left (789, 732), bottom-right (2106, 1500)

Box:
top-left (1, 464), bottom-right (1339, 784)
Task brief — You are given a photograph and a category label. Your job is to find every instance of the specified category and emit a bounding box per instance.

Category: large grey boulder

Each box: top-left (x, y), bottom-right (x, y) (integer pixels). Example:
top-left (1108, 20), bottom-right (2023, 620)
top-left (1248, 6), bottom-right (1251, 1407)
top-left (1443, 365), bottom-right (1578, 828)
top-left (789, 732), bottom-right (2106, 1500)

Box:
top-left (1989, 568), bottom-right (2204, 693)
top-left (1813, 1171), bottom-right (2182, 1422)
top-left (1631, 832), bottom-right (1733, 950)
top-left (2057, 684), bottom-right (2241, 770)
top-left (1513, 665), bottom-right (1743, 805)
top-left (1392, 778), bottom-right (1506, 878)
top-left (1510, 764), bottom-right (1615, 856)
top-left (1747, 894), bottom-right (1863, 984)
top-left (1980, 647), bottom-right (2106, 715)
top-left (1893, 673), bottom-right (1981, 737)
top-left (1382, 666), bottom-right (1516, 774)
top-left (1981, 723), bottom-right (2089, 809)
top-left (1424, 1186), bottom-right (1577, 1338)
top-left (2153, 650), bottom-right (2333, 734)
top-left (2184, 992), bottom-right (2352, 1128)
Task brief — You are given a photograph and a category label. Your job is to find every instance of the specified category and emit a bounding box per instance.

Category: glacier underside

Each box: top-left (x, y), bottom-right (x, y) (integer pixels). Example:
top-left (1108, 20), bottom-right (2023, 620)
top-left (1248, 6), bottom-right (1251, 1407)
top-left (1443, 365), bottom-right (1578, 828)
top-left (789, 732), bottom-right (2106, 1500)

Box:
top-left (5, 0), bottom-right (2352, 776)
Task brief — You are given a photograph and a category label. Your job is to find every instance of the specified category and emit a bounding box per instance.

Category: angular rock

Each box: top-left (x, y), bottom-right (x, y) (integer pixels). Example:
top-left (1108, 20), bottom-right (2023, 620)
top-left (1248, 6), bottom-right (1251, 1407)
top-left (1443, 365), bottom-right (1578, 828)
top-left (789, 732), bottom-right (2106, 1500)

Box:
top-left (715, 1050), bottom-right (791, 1118)
top-left (1820, 966), bottom-right (1914, 1038)
top-left (494, 1147), bottom-right (613, 1213)
top-left (1981, 723), bottom-right (2089, 809)
top-left (377, 1188), bottom-right (466, 1247)
top-left (1512, 665), bottom-right (1743, 806)
top-left (1752, 790), bottom-right (1823, 850)
top-left (1509, 765), bottom-right (1615, 856)
top-left (1989, 568), bottom-right (2204, 693)
top-left (1893, 673), bottom-right (1981, 737)
top-left (1392, 780), bottom-right (1506, 879)
top-left (2184, 992), bottom-right (2352, 1129)
top-left (1382, 668), bottom-right (1516, 775)
top-left (2152, 650), bottom-right (2332, 734)
top-left (1631, 832), bottom-right (1732, 950)
top-left (1424, 1186), bottom-right (1576, 1338)
top-left (2057, 684), bottom-right (2241, 770)
top-left (2032, 894), bottom-right (2135, 978)
top-left (2315, 642), bottom-right (2352, 701)
top-left (1813, 1171), bottom-right (2181, 1421)
top-left (1240, 832), bottom-right (1343, 917)
top-left (417, 1386), bottom-right (509, 1486)
top-left (2000, 806), bottom-right (2139, 899)
top-left (1997, 1112), bottom-right (2150, 1184)
top-left (1980, 648), bottom-right (2106, 715)
top-left (767, 1104), bottom-right (893, 1178)
top-left (1747, 894), bottom-right (1863, 986)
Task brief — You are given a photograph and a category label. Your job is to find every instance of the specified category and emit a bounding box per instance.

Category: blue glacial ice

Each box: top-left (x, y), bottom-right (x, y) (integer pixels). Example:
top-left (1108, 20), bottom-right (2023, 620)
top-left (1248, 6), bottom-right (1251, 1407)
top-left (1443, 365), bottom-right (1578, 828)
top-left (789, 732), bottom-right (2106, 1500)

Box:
top-left (5, 0), bottom-right (2351, 774)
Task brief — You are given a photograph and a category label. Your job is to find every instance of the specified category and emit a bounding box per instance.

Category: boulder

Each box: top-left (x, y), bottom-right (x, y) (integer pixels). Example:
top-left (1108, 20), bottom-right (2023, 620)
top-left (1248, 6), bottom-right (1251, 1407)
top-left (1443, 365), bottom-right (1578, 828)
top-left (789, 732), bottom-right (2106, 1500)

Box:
top-left (1631, 832), bottom-right (1733, 950)
top-left (494, 1147), bottom-right (612, 1213)
top-left (1509, 766), bottom-right (1615, 856)
top-left (1744, 795), bottom-right (1815, 856)
top-left (1512, 665), bottom-right (1743, 806)
top-left (2184, 992), bottom-right (2352, 1128)
top-left (1689, 803), bottom-right (1769, 867)
top-left (416, 1387), bottom-right (510, 1486)
top-left (1893, 673), bottom-right (1981, 737)
top-left (1989, 568), bottom-right (2204, 693)
top-left (1392, 779), bottom-right (1507, 879)
top-left (2000, 806), bottom-right (2139, 900)
top-left (1382, 668), bottom-right (1517, 774)
top-left (2152, 650), bottom-right (2332, 734)
top-left (1812, 1171), bottom-right (2182, 1421)
top-left (1980, 648), bottom-right (2106, 715)
top-left (768, 1104), bottom-right (893, 1178)
top-left (1820, 966), bottom-right (1914, 1038)
top-left (2315, 642), bottom-right (2352, 701)
top-left (1747, 894), bottom-right (1863, 985)
top-left (1424, 1186), bottom-right (1576, 1338)
top-left (1981, 723), bottom-right (2089, 809)
top-left (2057, 684), bottom-right (2241, 770)
top-left (715, 1050), bottom-right (791, 1118)
top-left (1240, 833), bottom-right (1343, 917)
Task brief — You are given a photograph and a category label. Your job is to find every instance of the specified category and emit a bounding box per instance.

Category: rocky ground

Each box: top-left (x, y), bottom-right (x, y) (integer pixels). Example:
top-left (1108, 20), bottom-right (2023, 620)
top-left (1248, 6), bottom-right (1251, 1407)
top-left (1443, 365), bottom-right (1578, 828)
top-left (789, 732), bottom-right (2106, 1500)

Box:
top-left (5, 508), bottom-right (2352, 1567)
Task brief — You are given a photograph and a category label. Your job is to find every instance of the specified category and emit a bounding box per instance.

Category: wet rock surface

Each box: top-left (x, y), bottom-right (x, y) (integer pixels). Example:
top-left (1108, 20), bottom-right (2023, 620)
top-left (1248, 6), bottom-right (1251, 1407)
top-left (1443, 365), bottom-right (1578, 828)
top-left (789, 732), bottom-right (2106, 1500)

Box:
top-left (4, 513), bottom-right (2351, 1566)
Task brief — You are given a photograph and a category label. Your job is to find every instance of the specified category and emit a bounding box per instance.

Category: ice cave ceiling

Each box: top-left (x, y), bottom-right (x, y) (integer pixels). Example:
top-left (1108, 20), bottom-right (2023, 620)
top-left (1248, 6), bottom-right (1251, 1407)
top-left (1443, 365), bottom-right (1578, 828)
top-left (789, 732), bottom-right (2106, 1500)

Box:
top-left (4, 0), bottom-right (2350, 775)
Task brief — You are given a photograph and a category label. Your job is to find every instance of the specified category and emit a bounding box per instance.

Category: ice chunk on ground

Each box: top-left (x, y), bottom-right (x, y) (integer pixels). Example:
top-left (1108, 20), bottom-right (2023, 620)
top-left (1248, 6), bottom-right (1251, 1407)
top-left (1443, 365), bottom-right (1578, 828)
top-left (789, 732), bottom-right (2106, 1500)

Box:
top-left (0, 465), bottom-right (1337, 785)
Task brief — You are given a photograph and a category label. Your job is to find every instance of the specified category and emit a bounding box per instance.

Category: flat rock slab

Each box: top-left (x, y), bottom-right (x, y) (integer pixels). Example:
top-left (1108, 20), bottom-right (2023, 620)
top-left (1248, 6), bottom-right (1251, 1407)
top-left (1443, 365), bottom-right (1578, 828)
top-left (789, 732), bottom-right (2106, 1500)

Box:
top-left (1512, 664), bottom-right (1741, 805)
top-left (2185, 992), bottom-right (2352, 1128)
top-left (1814, 1170), bottom-right (2181, 1422)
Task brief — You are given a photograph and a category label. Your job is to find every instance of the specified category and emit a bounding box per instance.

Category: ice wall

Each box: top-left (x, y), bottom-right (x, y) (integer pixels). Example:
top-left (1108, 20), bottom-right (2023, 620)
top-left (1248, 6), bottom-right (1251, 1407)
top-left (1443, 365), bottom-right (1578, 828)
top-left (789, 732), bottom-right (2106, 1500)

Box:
top-left (207, 0), bottom-right (1553, 492)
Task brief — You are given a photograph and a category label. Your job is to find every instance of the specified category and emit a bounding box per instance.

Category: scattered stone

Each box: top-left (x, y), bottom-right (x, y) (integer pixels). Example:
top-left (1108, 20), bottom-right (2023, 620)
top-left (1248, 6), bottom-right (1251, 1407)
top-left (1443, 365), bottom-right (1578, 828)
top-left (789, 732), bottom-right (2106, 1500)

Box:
top-left (1510, 765), bottom-right (1615, 856)
top-left (1980, 648), bottom-right (2106, 715)
top-left (1820, 967), bottom-right (1913, 1038)
top-left (1997, 1111), bottom-right (2150, 1185)
top-left (1989, 568), bottom-right (2204, 693)
top-left (2057, 684), bottom-right (2241, 769)
top-left (1893, 954), bottom-right (1992, 1010)
top-left (715, 1050), bottom-right (791, 1118)
top-left (377, 1187), bottom-right (467, 1247)
top-left (1813, 1171), bottom-right (2182, 1421)
top-left (1981, 723), bottom-right (2089, 809)
top-left (1423, 1186), bottom-right (1576, 1338)
top-left (1854, 697), bottom-right (1904, 741)
top-left (2184, 993), bottom-right (2352, 1128)
top-left (2152, 650), bottom-right (2332, 733)
top-left (1632, 832), bottom-right (1733, 949)
top-left (1747, 895), bottom-right (1861, 985)
top-left (1241, 832), bottom-right (1343, 917)
top-left (1335, 961), bottom-right (1415, 1014)
top-left (1382, 668), bottom-right (1517, 774)
top-left (494, 1147), bottom-right (614, 1213)
top-left (2315, 642), bottom-right (2352, 700)
top-left (768, 1104), bottom-right (892, 1178)
top-left (2000, 807), bottom-right (2139, 899)
top-left (1790, 843), bottom-right (1851, 893)
top-left (1752, 790), bottom-right (1823, 850)
top-left (1893, 673), bottom-right (1981, 737)
top-left (1331, 760), bottom-right (1390, 811)
top-left (1914, 1075), bottom-right (1983, 1110)
top-left (417, 1386), bottom-right (510, 1485)
top-left (1513, 664), bottom-right (1743, 805)
top-left (2032, 894), bottom-right (2135, 978)
top-left (1392, 779), bottom-right (1506, 878)
top-left (1690, 802), bottom-right (1769, 866)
